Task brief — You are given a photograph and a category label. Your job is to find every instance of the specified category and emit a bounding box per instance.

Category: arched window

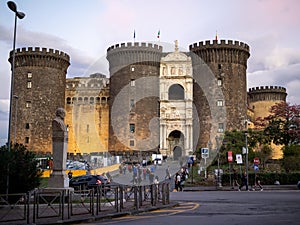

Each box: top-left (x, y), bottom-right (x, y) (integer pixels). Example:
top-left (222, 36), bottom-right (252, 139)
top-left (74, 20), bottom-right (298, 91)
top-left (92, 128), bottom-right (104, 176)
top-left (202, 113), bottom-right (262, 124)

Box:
top-left (101, 97), bottom-right (106, 104)
top-left (72, 97), bottom-right (77, 104)
top-left (96, 97), bottom-right (100, 104)
top-left (90, 97), bottom-right (94, 104)
top-left (66, 97), bottom-right (71, 104)
top-left (84, 97), bottom-right (89, 103)
top-left (168, 84), bottom-right (184, 100)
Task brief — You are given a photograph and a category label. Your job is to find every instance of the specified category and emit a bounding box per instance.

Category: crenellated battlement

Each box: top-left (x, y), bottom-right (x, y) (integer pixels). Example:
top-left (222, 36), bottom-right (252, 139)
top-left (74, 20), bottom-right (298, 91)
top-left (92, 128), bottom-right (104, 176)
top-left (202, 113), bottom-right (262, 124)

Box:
top-left (107, 42), bottom-right (163, 52)
top-left (11, 47), bottom-right (70, 61)
top-left (189, 39), bottom-right (250, 66)
top-left (248, 86), bottom-right (286, 93)
top-left (106, 42), bottom-right (163, 75)
top-left (189, 39), bottom-right (250, 52)
top-left (9, 47), bottom-right (70, 71)
top-left (248, 86), bottom-right (287, 102)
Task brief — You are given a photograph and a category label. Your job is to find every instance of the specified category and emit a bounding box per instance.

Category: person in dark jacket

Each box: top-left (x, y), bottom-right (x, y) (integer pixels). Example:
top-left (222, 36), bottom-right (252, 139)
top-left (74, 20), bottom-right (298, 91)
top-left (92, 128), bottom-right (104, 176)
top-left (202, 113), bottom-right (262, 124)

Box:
top-left (238, 171), bottom-right (248, 191)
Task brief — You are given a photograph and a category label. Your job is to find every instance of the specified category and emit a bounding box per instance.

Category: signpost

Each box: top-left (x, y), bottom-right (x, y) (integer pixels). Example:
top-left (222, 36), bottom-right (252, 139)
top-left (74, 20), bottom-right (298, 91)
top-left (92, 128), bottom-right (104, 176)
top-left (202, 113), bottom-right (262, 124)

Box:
top-left (201, 148), bottom-right (209, 178)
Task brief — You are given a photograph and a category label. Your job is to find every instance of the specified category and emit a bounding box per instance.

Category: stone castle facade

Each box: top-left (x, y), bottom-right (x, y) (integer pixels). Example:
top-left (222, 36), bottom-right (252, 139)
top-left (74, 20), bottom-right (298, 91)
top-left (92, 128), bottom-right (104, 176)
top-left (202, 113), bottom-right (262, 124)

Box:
top-left (8, 39), bottom-right (287, 159)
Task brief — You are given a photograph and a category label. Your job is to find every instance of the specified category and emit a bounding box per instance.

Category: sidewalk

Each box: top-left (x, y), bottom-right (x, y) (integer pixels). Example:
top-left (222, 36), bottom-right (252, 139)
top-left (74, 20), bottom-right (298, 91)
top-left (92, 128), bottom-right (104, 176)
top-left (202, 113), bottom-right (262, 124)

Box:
top-left (183, 184), bottom-right (298, 192)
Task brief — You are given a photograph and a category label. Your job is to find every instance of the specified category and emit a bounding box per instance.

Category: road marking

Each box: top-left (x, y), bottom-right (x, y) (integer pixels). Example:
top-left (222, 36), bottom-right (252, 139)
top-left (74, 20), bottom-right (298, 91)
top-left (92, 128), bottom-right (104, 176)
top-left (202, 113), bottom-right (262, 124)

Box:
top-left (99, 202), bottom-right (200, 224)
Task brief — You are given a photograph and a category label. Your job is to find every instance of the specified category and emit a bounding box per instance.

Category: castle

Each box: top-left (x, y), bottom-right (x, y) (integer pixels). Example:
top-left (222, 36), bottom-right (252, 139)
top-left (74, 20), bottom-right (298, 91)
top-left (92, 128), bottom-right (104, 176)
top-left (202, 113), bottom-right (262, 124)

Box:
top-left (8, 39), bottom-right (287, 160)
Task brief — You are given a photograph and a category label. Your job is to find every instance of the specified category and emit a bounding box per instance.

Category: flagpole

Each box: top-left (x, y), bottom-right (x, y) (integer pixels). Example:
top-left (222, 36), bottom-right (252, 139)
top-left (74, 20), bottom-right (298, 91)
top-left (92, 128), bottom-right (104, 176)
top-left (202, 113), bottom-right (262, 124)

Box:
top-left (133, 30), bottom-right (136, 43)
top-left (157, 29), bottom-right (160, 42)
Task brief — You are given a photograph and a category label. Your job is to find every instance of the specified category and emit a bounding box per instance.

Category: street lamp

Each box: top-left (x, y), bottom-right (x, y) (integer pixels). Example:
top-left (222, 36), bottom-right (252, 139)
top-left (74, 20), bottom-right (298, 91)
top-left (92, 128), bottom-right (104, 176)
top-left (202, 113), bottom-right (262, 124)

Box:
top-left (13, 95), bottom-right (18, 144)
top-left (215, 135), bottom-right (222, 188)
top-left (6, 1), bottom-right (25, 196)
top-left (244, 125), bottom-right (249, 191)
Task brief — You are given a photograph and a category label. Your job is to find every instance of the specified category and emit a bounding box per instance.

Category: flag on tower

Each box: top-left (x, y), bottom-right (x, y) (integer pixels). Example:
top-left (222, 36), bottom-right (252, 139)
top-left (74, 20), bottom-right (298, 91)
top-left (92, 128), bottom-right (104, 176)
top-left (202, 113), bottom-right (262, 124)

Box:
top-left (133, 30), bottom-right (136, 41)
top-left (215, 31), bottom-right (218, 41)
top-left (157, 30), bottom-right (160, 39)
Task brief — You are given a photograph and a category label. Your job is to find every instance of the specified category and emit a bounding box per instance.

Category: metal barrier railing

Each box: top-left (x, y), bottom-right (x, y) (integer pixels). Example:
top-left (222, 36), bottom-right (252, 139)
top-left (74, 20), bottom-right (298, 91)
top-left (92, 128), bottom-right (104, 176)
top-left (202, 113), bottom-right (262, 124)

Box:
top-left (0, 182), bottom-right (170, 224)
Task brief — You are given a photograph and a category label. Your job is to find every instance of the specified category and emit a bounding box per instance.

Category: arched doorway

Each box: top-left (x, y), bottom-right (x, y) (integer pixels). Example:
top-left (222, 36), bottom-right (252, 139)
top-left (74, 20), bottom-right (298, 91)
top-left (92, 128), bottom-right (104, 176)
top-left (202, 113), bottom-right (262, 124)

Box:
top-left (168, 130), bottom-right (184, 160)
top-left (173, 146), bottom-right (182, 160)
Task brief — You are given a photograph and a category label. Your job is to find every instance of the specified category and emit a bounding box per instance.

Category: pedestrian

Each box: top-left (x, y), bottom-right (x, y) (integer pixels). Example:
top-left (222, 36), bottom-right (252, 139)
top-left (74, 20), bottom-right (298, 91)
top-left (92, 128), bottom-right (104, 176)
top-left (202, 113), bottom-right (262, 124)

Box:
top-left (149, 172), bottom-right (154, 184)
top-left (238, 171), bottom-right (248, 191)
top-left (165, 166), bottom-right (171, 179)
top-left (232, 169), bottom-right (239, 190)
top-left (254, 174), bottom-right (263, 191)
top-left (175, 172), bottom-right (182, 191)
top-left (68, 170), bottom-right (73, 179)
top-left (106, 171), bottom-right (112, 182)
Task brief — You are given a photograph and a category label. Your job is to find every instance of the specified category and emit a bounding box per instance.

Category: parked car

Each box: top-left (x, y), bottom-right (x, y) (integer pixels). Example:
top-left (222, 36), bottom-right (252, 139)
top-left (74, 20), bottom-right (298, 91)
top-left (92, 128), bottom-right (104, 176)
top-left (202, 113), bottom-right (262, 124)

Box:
top-left (297, 181), bottom-right (300, 190)
top-left (69, 175), bottom-right (110, 193)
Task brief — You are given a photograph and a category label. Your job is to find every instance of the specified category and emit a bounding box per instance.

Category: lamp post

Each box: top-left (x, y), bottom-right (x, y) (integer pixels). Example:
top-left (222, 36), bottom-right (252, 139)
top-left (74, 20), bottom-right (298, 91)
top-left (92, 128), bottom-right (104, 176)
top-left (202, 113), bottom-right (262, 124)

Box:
top-left (6, 1), bottom-right (25, 196)
top-left (207, 140), bottom-right (212, 179)
top-left (245, 129), bottom-right (249, 190)
top-left (13, 95), bottom-right (18, 144)
top-left (215, 135), bottom-right (221, 188)
top-left (244, 122), bottom-right (249, 191)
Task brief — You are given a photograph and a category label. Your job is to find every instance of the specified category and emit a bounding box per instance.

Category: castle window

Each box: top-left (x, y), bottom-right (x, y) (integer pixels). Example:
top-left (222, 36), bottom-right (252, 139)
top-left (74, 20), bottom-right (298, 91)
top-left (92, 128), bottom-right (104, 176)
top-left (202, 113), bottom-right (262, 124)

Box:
top-left (131, 66), bottom-right (135, 72)
top-left (66, 97), bottom-right (71, 104)
top-left (72, 97), bottom-right (77, 103)
top-left (96, 97), bottom-right (100, 104)
top-left (169, 84), bottom-right (184, 100)
top-left (130, 99), bottom-right (135, 109)
top-left (25, 137), bottom-right (29, 144)
top-left (218, 123), bottom-right (224, 133)
top-left (27, 81), bottom-right (32, 89)
top-left (101, 97), bottom-right (106, 104)
top-left (87, 124), bottom-right (89, 133)
top-left (90, 97), bottom-right (94, 104)
top-left (130, 79), bottom-right (135, 87)
top-left (25, 123), bottom-right (30, 129)
top-left (217, 100), bottom-right (224, 107)
top-left (26, 101), bottom-right (31, 108)
top-left (84, 97), bottom-right (88, 103)
top-left (130, 140), bottom-right (135, 146)
top-left (130, 124), bottom-right (135, 133)
top-left (27, 72), bottom-right (32, 79)
top-left (218, 64), bottom-right (222, 70)
top-left (217, 78), bottom-right (222, 86)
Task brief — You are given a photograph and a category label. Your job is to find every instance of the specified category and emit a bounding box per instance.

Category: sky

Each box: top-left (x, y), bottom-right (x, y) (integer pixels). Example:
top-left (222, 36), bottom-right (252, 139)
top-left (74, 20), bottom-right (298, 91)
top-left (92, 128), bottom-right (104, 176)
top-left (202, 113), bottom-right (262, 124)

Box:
top-left (0, 0), bottom-right (299, 144)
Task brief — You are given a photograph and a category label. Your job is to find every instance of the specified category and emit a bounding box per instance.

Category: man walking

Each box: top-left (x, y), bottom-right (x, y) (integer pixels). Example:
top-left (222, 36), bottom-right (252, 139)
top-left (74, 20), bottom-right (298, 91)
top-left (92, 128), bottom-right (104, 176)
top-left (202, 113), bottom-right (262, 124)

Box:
top-left (238, 172), bottom-right (248, 191)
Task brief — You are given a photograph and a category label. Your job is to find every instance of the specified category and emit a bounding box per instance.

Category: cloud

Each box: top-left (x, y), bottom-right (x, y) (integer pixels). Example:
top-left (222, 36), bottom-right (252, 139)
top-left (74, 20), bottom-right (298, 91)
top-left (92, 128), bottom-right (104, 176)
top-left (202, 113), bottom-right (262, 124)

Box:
top-left (248, 63), bottom-right (300, 104)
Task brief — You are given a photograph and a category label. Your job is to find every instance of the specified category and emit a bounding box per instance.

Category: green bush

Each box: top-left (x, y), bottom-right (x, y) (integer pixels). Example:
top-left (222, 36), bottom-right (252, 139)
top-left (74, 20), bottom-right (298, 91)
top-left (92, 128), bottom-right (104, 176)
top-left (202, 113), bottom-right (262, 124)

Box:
top-left (0, 143), bottom-right (42, 194)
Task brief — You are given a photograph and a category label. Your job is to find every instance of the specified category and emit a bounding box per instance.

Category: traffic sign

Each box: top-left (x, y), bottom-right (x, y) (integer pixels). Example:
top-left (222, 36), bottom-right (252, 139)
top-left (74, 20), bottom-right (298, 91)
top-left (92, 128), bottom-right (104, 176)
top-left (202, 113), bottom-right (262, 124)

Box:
top-left (254, 157), bottom-right (260, 164)
top-left (201, 148), bottom-right (209, 158)
top-left (236, 154), bottom-right (243, 164)
top-left (227, 151), bottom-right (233, 162)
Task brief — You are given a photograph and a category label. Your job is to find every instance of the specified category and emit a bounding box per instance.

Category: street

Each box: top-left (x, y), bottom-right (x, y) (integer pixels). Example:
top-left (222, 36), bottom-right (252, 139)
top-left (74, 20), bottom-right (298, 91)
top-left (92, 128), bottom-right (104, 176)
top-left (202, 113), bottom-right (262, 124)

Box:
top-left (80, 190), bottom-right (300, 225)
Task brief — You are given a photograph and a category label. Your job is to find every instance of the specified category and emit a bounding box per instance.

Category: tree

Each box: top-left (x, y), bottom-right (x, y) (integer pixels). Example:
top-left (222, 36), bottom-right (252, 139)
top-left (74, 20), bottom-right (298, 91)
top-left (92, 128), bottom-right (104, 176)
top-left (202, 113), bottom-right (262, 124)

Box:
top-left (220, 130), bottom-right (255, 165)
top-left (256, 102), bottom-right (300, 146)
top-left (282, 145), bottom-right (300, 172)
top-left (0, 143), bottom-right (42, 194)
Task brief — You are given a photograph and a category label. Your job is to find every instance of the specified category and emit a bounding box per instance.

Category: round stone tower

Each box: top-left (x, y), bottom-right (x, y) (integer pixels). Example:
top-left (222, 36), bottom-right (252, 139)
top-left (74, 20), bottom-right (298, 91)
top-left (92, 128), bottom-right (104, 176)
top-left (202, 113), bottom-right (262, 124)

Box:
top-left (8, 47), bottom-right (70, 153)
top-left (189, 40), bottom-right (250, 148)
top-left (248, 86), bottom-right (287, 159)
top-left (248, 85), bottom-right (287, 119)
top-left (106, 42), bottom-right (163, 155)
